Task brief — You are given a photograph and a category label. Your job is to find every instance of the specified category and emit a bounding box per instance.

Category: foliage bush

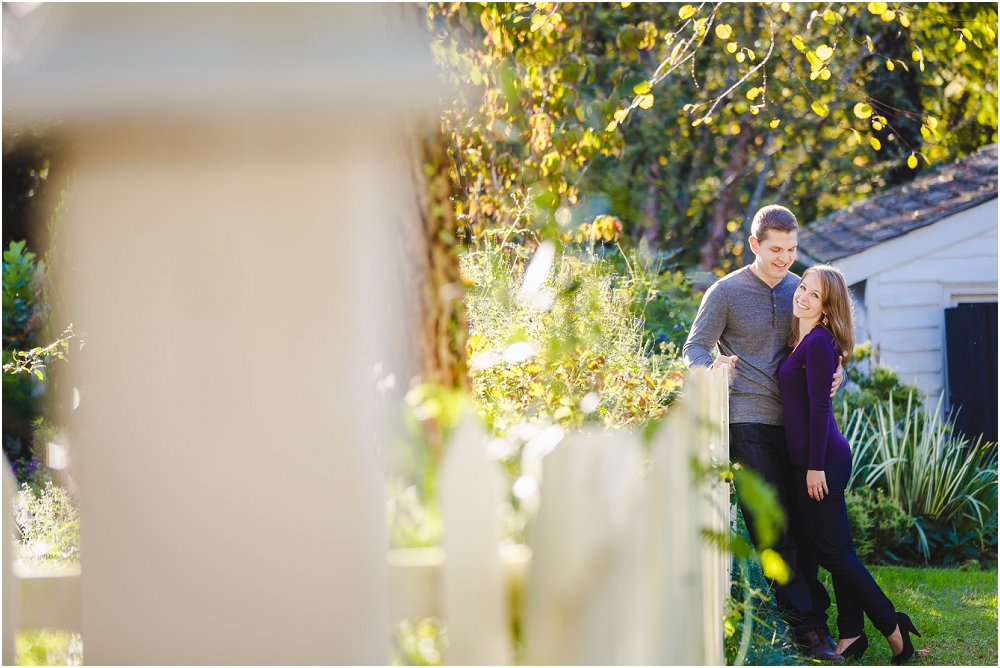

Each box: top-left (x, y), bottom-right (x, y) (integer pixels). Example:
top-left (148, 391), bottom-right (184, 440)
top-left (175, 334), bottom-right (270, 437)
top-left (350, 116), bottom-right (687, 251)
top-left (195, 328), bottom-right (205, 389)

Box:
top-left (15, 629), bottom-right (82, 667)
top-left (12, 481), bottom-right (80, 570)
top-left (847, 392), bottom-right (998, 563)
top-left (845, 486), bottom-right (915, 564)
top-left (462, 238), bottom-right (685, 435)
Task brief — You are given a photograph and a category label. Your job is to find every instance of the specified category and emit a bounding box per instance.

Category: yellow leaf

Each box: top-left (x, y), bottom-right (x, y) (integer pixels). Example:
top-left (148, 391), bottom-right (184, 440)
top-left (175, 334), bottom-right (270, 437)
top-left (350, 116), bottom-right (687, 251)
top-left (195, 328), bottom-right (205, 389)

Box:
top-left (704, 116), bottom-right (714, 124)
top-left (912, 49), bottom-right (922, 61)
top-left (867, 2), bottom-right (888, 15)
top-left (761, 549), bottom-right (791, 584)
top-left (621, 1), bottom-right (632, 6)
top-left (907, 154), bottom-right (918, 169)
top-left (715, 24), bottom-right (733, 40)
top-left (853, 102), bottom-right (873, 119)
top-left (869, 136), bottom-right (882, 151)
top-left (866, 35), bottom-right (874, 53)
top-left (954, 39), bottom-right (966, 53)
top-left (920, 125), bottom-right (931, 139)
top-left (820, 68), bottom-right (831, 80)
top-left (961, 28), bottom-right (973, 40)
top-left (678, 5), bottom-right (696, 20)
top-left (927, 116), bottom-right (938, 129)
top-left (638, 94), bottom-right (654, 109)
top-left (749, 106), bottom-right (760, 115)
top-left (727, 41), bottom-right (738, 53)
top-left (919, 59), bottom-right (925, 72)
top-left (872, 120), bottom-right (883, 130)
top-left (746, 87), bottom-right (760, 100)
top-left (881, 10), bottom-right (895, 22)
top-left (682, 103), bottom-right (693, 112)
top-left (809, 70), bottom-right (820, 81)
top-left (633, 80), bottom-right (652, 95)
top-left (605, 120), bottom-right (618, 132)
top-left (691, 117), bottom-right (704, 127)
top-left (886, 59), bottom-right (895, 71)
top-left (853, 129), bottom-right (861, 142)
top-left (811, 101), bottom-right (829, 117)
top-left (815, 44), bottom-right (834, 61)
top-left (792, 35), bottom-right (806, 52)
top-left (898, 13), bottom-right (910, 28)
top-left (780, 2), bottom-right (791, 12)
top-left (658, 155), bottom-right (668, 165)
top-left (747, 50), bottom-right (755, 61)
top-left (769, 119), bottom-right (781, 128)
top-left (736, 52), bottom-right (746, 63)
top-left (614, 108), bottom-right (628, 122)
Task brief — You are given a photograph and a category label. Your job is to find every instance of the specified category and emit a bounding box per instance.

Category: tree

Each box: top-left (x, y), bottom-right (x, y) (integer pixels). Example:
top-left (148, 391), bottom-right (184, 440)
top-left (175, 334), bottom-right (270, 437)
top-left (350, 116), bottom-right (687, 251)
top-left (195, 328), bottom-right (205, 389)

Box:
top-left (427, 2), bottom-right (997, 275)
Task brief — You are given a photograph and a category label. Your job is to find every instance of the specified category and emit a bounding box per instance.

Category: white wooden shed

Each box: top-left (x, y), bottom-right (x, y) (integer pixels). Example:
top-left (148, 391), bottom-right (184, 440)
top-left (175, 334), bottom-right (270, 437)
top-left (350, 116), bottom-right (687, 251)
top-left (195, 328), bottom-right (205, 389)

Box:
top-left (798, 144), bottom-right (998, 437)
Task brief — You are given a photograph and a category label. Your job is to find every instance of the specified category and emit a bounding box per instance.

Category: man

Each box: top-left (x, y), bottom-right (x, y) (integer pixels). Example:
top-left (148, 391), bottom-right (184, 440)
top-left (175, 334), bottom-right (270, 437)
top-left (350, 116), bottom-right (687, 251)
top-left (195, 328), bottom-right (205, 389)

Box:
top-left (683, 205), bottom-right (843, 661)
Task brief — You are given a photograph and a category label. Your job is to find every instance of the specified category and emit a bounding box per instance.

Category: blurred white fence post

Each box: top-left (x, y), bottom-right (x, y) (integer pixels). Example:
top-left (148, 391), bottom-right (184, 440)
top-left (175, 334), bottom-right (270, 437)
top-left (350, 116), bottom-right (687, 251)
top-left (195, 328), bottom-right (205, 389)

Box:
top-left (3, 468), bottom-right (20, 667)
top-left (438, 414), bottom-right (510, 665)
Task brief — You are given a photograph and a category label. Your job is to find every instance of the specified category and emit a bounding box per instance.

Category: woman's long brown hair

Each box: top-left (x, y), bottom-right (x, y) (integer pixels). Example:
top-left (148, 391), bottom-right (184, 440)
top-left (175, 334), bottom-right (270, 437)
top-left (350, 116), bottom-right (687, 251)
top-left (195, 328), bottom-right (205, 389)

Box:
top-left (788, 265), bottom-right (856, 361)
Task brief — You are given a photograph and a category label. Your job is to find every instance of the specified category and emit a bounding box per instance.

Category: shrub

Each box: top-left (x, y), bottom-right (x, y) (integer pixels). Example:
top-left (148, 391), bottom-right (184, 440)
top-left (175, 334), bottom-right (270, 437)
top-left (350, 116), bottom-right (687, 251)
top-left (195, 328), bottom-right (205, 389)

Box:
top-left (12, 481), bottom-right (79, 570)
top-left (462, 239), bottom-right (684, 436)
top-left (836, 341), bottom-right (920, 434)
top-left (845, 486), bottom-right (915, 564)
top-left (851, 393), bottom-right (998, 561)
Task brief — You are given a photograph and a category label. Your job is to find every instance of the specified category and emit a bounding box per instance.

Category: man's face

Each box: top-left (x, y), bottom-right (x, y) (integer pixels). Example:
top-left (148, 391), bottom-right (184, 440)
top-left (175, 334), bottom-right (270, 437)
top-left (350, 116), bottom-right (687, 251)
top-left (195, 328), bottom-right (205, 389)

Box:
top-left (749, 229), bottom-right (797, 283)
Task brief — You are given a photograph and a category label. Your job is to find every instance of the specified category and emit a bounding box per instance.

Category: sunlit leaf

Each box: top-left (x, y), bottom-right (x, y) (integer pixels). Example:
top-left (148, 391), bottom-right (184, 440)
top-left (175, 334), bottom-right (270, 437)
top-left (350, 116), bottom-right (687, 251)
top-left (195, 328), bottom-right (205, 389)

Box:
top-left (780, 2), bottom-right (791, 12)
top-left (872, 120), bottom-right (883, 130)
top-left (746, 87), bottom-right (761, 100)
top-left (867, 2), bottom-right (888, 15)
top-left (820, 68), bottom-right (831, 80)
top-left (715, 24), bottom-right (733, 40)
top-left (920, 125), bottom-right (931, 139)
top-left (823, 8), bottom-right (839, 25)
top-left (727, 41), bottom-right (738, 53)
top-left (866, 35), bottom-right (875, 54)
top-left (912, 49), bottom-right (923, 61)
top-left (605, 120), bottom-right (618, 132)
top-left (620, 1), bottom-right (632, 7)
top-left (638, 94), bottom-right (654, 109)
top-left (769, 119), bottom-right (780, 128)
top-left (736, 52), bottom-right (746, 63)
top-left (761, 549), bottom-right (791, 584)
top-left (954, 39), bottom-right (966, 53)
top-left (927, 116), bottom-right (938, 129)
top-left (869, 136), bottom-right (881, 150)
top-left (614, 108), bottom-right (628, 122)
top-left (907, 154), bottom-right (918, 169)
top-left (898, 13), bottom-right (910, 28)
top-left (881, 10), bottom-right (895, 22)
top-left (811, 101), bottom-right (829, 117)
top-left (853, 102), bottom-right (873, 119)
top-left (961, 28), bottom-right (973, 40)
top-left (816, 44), bottom-right (834, 61)
top-left (633, 80), bottom-right (651, 95)
top-left (792, 35), bottom-right (806, 52)
top-left (886, 59), bottom-right (895, 71)
top-left (678, 5), bottom-right (696, 20)
top-left (749, 106), bottom-right (760, 115)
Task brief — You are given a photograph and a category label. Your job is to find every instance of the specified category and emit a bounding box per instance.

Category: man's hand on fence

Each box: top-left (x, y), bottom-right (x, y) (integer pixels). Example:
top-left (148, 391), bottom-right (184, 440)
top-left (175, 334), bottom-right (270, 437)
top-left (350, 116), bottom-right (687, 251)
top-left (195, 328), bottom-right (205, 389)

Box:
top-left (713, 355), bottom-right (737, 373)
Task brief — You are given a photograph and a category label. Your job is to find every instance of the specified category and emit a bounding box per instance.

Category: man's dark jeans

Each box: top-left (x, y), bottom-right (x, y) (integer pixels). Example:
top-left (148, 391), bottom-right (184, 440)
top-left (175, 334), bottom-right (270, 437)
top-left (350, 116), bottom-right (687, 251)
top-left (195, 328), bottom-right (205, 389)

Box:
top-left (730, 423), bottom-right (830, 635)
top-left (793, 457), bottom-right (897, 638)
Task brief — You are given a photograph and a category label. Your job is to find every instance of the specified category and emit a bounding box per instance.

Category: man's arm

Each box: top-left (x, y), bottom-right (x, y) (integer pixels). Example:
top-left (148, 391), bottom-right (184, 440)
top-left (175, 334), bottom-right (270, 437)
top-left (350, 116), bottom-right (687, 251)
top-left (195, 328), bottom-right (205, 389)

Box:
top-left (683, 282), bottom-right (729, 369)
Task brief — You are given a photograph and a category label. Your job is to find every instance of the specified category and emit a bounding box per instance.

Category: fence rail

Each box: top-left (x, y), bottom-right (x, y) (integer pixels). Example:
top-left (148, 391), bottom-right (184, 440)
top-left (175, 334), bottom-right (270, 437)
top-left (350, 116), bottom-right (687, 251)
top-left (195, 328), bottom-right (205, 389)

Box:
top-left (390, 366), bottom-right (730, 665)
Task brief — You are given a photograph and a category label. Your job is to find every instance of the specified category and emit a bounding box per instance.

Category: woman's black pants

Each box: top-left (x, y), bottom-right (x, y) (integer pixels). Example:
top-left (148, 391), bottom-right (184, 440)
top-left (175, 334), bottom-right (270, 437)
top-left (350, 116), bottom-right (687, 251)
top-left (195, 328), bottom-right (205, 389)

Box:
top-left (793, 457), bottom-right (897, 638)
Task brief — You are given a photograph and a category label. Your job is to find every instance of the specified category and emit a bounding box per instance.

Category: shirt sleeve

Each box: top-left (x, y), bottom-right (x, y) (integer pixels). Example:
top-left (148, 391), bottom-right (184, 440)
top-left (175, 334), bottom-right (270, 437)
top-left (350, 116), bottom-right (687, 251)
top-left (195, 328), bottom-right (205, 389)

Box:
top-left (804, 333), bottom-right (838, 470)
top-left (683, 281), bottom-right (728, 369)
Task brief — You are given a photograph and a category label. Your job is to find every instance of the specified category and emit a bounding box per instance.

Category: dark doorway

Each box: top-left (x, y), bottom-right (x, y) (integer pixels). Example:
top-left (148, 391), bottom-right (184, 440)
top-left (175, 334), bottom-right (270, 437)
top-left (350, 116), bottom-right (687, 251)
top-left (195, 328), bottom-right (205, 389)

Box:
top-left (944, 302), bottom-right (998, 444)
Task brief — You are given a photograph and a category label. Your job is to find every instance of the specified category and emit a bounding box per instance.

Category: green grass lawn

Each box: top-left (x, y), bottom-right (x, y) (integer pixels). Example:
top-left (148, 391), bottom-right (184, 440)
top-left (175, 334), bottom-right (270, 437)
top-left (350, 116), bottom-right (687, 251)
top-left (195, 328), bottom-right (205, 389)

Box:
top-left (819, 565), bottom-right (998, 666)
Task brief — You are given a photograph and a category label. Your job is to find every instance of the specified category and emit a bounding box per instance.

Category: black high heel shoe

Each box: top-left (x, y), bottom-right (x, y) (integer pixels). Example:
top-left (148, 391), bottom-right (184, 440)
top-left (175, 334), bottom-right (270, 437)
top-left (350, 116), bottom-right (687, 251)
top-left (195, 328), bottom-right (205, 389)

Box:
top-left (840, 632), bottom-right (868, 659)
top-left (890, 612), bottom-right (922, 665)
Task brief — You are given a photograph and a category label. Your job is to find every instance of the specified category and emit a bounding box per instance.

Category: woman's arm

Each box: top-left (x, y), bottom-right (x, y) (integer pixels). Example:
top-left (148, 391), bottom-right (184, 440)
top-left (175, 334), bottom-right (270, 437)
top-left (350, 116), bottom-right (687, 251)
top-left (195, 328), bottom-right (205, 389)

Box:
top-left (804, 334), bottom-right (839, 470)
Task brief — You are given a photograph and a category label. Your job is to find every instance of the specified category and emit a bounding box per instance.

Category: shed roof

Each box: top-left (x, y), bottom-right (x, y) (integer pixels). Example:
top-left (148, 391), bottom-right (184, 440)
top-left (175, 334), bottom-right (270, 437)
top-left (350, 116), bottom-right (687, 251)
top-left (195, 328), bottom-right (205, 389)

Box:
top-left (797, 143), bottom-right (998, 263)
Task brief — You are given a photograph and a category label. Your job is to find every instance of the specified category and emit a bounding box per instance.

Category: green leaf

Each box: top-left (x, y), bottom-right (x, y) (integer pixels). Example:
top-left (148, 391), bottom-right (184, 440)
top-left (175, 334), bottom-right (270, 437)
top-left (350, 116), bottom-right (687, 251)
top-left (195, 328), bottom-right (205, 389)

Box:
top-left (810, 101), bottom-right (829, 117)
top-left (632, 80), bottom-right (651, 95)
top-left (792, 35), bottom-right (806, 52)
top-left (34, 369), bottom-right (44, 381)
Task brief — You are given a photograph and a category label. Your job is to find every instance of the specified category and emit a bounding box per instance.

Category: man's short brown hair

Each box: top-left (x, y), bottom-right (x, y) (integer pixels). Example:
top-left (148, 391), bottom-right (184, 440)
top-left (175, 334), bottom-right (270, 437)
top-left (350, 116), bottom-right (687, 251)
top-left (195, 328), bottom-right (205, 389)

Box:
top-left (751, 205), bottom-right (798, 242)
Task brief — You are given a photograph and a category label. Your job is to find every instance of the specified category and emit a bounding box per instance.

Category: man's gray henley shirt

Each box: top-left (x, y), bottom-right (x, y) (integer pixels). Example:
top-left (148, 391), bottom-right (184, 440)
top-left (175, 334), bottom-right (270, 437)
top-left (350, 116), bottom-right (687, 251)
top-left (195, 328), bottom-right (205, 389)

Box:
top-left (683, 266), bottom-right (798, 426)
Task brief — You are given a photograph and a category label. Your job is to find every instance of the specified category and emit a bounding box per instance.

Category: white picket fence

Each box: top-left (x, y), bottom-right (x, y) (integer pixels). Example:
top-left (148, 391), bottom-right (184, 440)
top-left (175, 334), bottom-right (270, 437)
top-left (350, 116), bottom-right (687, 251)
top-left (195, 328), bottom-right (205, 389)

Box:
top-left (4, 367), bottom-right (728, 665)
top-left (389, 366), bottom-right (731, 665)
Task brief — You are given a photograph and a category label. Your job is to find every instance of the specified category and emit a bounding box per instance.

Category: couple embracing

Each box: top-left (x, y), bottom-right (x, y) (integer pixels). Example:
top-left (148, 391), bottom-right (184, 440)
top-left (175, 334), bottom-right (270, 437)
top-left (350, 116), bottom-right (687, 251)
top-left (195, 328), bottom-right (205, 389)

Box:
top-left (684, 206), bottom-right (922, 663)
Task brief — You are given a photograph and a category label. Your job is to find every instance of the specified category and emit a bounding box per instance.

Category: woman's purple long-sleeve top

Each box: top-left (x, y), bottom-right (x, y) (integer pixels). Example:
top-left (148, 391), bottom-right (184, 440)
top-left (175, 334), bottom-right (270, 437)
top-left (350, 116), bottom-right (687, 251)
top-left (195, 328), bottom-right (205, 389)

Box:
top-left (778, 326), bottom-right (852, 470)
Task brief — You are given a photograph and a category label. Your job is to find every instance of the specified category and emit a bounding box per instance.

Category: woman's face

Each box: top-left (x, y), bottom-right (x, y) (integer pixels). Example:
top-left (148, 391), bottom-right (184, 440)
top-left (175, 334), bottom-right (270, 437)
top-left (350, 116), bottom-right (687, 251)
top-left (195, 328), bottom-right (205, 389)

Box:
top-left (793, 271), bottom-right (824, 325)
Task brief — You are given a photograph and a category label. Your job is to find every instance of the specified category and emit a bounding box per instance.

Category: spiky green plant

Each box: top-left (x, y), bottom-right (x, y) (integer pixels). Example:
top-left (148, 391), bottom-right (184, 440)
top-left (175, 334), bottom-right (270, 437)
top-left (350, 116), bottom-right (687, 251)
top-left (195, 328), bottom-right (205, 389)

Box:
top-left (853, 392), bottom-right (998, 559)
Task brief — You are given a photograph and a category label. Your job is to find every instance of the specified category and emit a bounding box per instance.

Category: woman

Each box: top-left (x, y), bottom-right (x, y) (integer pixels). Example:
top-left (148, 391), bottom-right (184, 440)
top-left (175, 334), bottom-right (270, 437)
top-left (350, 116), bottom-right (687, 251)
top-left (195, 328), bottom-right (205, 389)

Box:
top-left (778, 265), bottom-right (922, 663)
